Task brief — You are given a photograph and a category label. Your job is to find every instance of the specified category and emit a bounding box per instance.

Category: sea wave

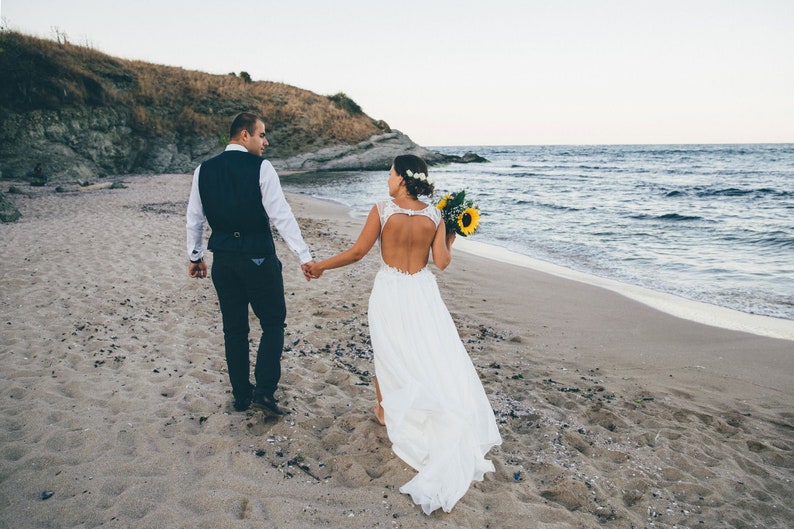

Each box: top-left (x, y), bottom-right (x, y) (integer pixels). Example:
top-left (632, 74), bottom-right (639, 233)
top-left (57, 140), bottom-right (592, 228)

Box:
top-left (697, 187), bottom-right (789, 198)
top-left (629, 213), bottom-right (705, 222)
top-left (744, 235), bottom-right (794, 249)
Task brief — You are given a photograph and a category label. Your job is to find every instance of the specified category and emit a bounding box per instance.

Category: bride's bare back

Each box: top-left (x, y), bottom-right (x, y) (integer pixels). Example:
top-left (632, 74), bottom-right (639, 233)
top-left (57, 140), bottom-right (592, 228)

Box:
top-left (307, 161), bottom-right (454, 279)
top-left (380, 211), bottom-right (438, 274)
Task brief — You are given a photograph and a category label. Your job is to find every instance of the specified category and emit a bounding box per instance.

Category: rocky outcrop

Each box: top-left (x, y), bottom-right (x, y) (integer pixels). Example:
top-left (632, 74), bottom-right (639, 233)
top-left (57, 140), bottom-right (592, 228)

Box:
top-left (444, 152), bottom-right (489, 164)
top-left (0, 111), bottom-right (485, 182)
top-left (273, 131), bottom-right (447, 172)
top-left (272, 131), bottom-right (487, 172)
top-left (0, 108), bottom-right (221, 182)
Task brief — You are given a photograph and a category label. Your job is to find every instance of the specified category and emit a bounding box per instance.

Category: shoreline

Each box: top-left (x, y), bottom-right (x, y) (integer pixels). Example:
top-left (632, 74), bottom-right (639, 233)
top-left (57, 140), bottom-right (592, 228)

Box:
top-left (289, 190), bottom-right (794, 398)
top-left (455, 238), bottom-right (794, 341)
top-left (289, 191), bottom-right (794, 342)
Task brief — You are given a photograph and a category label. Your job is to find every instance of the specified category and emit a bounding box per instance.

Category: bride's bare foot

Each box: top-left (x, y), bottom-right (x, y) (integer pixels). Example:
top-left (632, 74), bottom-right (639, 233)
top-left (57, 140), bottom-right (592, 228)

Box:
top-left (372, 404), bottom-right (385, 426)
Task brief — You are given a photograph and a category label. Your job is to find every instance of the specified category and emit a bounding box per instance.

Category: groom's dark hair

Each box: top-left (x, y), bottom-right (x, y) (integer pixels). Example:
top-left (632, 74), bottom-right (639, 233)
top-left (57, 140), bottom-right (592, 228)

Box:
top-left (230, 112), bottom-right (261, 139)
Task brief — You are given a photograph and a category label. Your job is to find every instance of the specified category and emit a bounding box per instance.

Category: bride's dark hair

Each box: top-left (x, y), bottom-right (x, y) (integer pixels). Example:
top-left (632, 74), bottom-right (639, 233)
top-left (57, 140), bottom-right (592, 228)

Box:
top-left (393, 155), bottom-right (433, 198)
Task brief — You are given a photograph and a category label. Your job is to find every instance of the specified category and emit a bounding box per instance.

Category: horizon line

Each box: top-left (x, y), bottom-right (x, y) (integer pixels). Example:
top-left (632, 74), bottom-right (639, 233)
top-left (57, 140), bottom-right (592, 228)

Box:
top-left (425, 141), bottom-right (794, 148)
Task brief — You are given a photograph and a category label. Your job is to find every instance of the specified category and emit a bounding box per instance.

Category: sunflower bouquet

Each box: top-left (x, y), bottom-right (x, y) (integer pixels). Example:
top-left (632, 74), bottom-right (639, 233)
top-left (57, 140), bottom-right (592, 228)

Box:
top-left (435, 190), bottom-right (481, 236)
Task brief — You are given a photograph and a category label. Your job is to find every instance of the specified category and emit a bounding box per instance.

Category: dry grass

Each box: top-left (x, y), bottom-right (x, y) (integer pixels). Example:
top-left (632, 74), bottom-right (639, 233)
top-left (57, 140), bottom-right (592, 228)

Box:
top-left (0, 30), bottom-right (388, 156)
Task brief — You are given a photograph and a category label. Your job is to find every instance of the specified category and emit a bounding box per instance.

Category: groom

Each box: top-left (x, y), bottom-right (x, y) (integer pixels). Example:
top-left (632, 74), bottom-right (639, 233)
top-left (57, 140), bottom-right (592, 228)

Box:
top-left (186, 112), bottom-right (314, 415)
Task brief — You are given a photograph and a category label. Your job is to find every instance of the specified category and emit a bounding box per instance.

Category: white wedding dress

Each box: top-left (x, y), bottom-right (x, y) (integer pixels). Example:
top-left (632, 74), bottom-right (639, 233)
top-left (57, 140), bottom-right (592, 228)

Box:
top-left (368, 200), bottom-right (502, 515)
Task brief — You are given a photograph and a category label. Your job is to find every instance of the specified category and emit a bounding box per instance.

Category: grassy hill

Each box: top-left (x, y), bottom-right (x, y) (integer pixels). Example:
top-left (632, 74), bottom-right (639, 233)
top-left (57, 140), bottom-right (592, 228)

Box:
top-left (0, 30), bottom-right (390, 179)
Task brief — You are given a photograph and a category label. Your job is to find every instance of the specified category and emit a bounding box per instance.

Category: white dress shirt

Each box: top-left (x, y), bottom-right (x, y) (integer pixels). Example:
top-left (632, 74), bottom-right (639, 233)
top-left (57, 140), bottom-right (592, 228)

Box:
top-left (186, 144), bottom-right (313, 264)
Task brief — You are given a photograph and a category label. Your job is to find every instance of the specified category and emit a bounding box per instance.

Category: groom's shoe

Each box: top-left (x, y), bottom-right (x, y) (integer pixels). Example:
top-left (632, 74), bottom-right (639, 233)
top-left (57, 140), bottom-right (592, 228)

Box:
top-left (252, 394), bottom-right (286, 416)
top-left (233, 396), bottom-right (251, 412)
top-left (233, 384), bottom-right (255, 412)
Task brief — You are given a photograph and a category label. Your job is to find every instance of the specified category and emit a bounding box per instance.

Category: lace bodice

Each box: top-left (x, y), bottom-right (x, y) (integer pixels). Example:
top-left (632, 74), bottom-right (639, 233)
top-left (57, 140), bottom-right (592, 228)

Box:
top-left (376, 200), bottom-right (441, 230)
top-left (375, 200), bottom-right (441, 274)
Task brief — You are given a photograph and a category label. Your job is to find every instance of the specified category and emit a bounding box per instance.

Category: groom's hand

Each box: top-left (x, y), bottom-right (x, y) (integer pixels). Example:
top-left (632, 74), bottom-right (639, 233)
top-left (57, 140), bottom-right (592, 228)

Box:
top-left (188, 261), bottom-right (207, 279)
top-left (301, 261), bottom-right (316, 282)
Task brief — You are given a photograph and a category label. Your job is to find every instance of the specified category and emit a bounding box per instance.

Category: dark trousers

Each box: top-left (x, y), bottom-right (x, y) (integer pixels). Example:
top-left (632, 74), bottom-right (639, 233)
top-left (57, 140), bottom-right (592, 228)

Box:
top-left (210, 252), bottom-right (286, 402)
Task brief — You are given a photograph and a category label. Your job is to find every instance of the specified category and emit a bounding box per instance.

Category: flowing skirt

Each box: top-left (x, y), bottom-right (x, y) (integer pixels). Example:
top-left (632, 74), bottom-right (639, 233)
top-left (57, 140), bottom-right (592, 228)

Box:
top-left (368, 266), bottom-right (502, 515)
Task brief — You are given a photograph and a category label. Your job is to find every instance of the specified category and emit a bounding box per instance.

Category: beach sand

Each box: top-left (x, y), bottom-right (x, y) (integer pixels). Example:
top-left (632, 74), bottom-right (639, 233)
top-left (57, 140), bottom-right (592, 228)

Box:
top-left (1, 174), bottom-right (792, 528)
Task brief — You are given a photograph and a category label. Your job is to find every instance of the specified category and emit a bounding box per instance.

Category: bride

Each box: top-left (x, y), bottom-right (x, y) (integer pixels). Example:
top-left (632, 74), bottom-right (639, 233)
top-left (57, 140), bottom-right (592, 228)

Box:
top-left (306, 155), bottom-right (501, 515)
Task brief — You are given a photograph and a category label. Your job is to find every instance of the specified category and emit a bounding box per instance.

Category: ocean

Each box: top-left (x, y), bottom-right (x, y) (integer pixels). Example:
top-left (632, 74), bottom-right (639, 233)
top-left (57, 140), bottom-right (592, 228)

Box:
top-left (280, 144), bottom-right (794, 323)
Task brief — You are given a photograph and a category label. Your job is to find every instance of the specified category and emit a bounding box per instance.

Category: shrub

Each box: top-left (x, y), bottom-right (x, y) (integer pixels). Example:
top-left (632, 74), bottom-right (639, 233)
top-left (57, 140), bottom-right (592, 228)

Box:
top-left (327, 92), bottom-right (363, 115)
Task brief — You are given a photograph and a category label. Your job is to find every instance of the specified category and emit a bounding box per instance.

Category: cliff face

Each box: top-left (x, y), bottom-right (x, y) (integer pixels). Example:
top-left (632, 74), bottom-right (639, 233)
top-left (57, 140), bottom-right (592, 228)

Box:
top-left (0, 106), bottom-right (443, 180)
top-left (0, 31), bottom-right (406, 181)
top-left (1, 107), bottom-right (221, 180)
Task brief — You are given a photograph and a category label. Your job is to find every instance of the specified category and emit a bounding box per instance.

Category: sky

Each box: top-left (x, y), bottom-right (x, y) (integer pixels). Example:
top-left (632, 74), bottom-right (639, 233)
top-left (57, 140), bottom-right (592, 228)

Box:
top-left (2, 0), bottom-right (793, 146)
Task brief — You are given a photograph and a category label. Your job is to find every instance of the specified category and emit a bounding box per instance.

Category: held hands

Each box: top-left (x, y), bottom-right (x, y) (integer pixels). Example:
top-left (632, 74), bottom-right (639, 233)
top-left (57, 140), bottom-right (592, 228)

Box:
top-left (303, 261), bottom-right (324, 280)
top-left (301, 261), bottom-right (315, 282)
top-left (301, 260), bottom-right (327, 281)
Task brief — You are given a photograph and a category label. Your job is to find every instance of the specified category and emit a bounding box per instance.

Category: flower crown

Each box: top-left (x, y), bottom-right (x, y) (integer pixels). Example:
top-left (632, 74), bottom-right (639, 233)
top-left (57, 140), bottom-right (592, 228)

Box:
top-left (405, 169), bottom-right (435, 185)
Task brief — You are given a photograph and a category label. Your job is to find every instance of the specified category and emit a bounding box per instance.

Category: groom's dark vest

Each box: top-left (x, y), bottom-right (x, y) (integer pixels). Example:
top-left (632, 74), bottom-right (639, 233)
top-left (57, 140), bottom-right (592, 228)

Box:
top-left (198, 150), bottom-right (276, 257)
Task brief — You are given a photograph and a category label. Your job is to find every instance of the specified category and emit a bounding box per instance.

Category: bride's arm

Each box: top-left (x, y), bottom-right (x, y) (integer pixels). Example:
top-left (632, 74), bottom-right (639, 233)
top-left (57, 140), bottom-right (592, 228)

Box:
top-left (309, 205), bottom-right (381, 278)
top-left (430, 222), bottom-right (455, 271)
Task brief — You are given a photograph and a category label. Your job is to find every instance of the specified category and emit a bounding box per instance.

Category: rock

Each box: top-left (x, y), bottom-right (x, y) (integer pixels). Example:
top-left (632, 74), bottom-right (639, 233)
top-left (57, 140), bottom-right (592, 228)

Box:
top-left (457, 152), bottom-right (489, 163)
top-left (272, 131), bottom-right (488, 172)
top-left (0, 190), bottom-right (22, 223)
top-left (273, 131), bottom-right (445, 172)
top-left (137, 144), bottom-right (179, 173)
top-left (28, 164), bottom-right (48, 186)
top-left (78, 182), bottom-right (115, 191)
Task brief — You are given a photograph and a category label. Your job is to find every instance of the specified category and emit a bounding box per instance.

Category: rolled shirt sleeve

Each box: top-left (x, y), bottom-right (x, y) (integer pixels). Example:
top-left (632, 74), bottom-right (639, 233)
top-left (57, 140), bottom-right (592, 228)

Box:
top-left (186, 164), bottom-right (206, 261)
top-left (259, 160), bottom-right (313, 264)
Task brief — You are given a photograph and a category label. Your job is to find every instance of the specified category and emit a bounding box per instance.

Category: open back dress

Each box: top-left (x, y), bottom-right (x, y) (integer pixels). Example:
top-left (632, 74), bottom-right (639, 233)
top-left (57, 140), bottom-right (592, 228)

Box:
top-left (367, 200), bottom-right (502, 515)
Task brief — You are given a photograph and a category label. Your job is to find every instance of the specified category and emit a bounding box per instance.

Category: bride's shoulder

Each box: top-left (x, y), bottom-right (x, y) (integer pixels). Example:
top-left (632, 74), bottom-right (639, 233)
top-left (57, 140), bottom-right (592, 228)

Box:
top-left (426, 204), bottom-right (442, 224)
top-left (376, 199), bottom-right (402, 212)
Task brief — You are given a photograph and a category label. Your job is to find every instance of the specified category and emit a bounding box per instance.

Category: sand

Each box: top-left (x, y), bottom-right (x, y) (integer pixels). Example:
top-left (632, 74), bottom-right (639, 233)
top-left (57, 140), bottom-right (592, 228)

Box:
top-left (1, 174), bottom-right (792, 529)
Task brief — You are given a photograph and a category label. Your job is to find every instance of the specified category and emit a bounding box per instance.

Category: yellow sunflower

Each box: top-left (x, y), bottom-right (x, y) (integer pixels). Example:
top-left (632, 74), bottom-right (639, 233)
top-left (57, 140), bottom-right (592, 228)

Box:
top-left (436, 193), bottom-right (450, 210)
top-left (457, 207), bottom-right (480, 236)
